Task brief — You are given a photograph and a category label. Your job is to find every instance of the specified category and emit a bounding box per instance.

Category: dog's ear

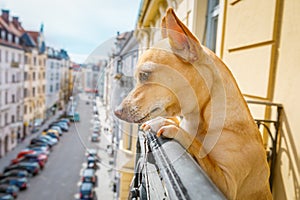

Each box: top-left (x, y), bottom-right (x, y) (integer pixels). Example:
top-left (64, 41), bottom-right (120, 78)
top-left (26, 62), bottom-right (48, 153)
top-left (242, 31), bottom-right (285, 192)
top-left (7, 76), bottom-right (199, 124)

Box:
top-left (163, 8), bottom-right (202, 63)
top-left (161, 16), bottom-right (167, 38)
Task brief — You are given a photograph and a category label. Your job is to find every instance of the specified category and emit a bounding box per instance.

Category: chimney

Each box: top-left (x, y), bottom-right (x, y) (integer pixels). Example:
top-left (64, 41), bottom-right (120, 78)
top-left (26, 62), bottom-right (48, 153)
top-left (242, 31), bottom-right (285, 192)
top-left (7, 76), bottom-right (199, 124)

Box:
top-left (12, 16), bottom-right (19, 27)
top-left (1, 9), bottom-right (9, 23)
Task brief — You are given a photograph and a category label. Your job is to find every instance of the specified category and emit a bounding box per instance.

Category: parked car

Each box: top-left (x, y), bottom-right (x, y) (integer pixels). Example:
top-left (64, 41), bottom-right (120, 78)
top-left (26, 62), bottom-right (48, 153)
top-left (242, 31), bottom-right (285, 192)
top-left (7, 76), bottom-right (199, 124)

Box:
top-left (59, 118), bottom-right (70, 126)
top-left (4, 162), bottom-right (40, 176)
top-left (16, 150), bottom-right (35, 159)
top-left (92, 126), bottom-right (100, 134)
top-left (91, 133), bottom-right (100, 142)
top-left (1, 170), bottom-right (30, 179)
top-left (68, 112), bottom-right (80, 122)
top-left (38, 135), bottom-right (58, 146)
top-left (11, 153), bottom-right (47, 169)
top-left (81, 169), bottom-right (97, 185)
top-left (46, 132), bottom-right (60, 141)
top-left (49, 122), bottom-right (68, 132)
top-left (0, 177), bottom-right (28, 190)
top-left (79, 182), bottom-right (95, 200)
top-left (48, 126), bottom-right (62, 136)
top-left (85, 149), bottom-right (98, 157)
top-left (0, 193), bottom-right (14, 200)
top-left (26, 145), bottom-right (50, 155)
top-left (30, 138), bottom-right (53, 148)
top-left (0, 185), bottom-right (19, 199)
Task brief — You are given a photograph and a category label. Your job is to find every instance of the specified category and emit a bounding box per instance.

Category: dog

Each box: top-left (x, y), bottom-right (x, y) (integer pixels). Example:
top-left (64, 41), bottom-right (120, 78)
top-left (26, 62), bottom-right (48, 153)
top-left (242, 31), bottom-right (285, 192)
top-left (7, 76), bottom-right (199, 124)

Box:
top-left (114, 8), bottom-right (272, 200)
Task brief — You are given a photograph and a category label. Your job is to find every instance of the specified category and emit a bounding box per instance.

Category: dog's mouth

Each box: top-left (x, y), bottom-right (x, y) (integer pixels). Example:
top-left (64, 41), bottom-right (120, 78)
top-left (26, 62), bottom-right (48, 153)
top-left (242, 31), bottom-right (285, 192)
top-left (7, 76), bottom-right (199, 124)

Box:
top-left (134, 107), bottom-right (162, 123)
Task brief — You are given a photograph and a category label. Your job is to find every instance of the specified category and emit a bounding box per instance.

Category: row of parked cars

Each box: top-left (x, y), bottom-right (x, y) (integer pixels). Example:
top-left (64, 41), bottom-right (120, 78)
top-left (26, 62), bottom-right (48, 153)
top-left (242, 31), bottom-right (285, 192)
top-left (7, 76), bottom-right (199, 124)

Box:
top-left (78, 149), bottom-right (100, 200)
top-left (0, 118), bottom-right (71, 200)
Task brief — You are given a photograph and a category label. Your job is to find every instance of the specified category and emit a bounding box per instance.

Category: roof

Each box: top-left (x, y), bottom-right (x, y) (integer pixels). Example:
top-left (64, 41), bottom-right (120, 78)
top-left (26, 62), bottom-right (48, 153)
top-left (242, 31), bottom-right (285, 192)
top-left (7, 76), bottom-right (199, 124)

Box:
top-left (20, 32), bottom-right (36, 47)
top-left (27, 31), bottom-right (39, 44)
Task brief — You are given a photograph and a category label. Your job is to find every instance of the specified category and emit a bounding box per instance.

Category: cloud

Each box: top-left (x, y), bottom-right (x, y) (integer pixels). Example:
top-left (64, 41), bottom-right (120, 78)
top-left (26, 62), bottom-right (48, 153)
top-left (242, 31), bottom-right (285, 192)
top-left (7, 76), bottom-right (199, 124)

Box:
top-left (1, 0), bottom-right (140, 63)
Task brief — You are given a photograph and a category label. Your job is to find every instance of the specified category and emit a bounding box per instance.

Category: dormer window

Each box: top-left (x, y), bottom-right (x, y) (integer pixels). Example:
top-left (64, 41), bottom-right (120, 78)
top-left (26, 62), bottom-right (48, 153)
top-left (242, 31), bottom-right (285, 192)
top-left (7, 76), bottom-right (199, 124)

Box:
top-left (15, 37), bottom-right (19, 45)
top-left (8, 33), bottom-right (12, 42)
top-left (1, 30), bottom-right (5, 40)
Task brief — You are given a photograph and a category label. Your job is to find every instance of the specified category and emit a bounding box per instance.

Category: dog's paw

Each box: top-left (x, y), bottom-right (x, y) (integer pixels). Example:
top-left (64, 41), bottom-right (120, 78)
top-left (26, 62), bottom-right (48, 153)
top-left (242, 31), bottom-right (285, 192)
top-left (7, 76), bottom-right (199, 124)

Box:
top-left (141, 117), bottom-right (179, 139)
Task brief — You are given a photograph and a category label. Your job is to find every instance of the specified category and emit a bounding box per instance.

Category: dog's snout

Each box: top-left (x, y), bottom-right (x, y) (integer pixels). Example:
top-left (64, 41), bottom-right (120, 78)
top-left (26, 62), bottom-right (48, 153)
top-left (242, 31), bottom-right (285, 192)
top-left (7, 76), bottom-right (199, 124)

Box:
top-left (114, 105), bottom-right (123, 118)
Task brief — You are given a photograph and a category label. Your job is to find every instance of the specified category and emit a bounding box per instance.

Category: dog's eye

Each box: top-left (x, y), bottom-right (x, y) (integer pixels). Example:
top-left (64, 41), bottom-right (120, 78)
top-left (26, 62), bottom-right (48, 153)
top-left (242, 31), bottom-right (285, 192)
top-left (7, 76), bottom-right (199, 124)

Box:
top-left (139, 72), bottom-right (150, 82)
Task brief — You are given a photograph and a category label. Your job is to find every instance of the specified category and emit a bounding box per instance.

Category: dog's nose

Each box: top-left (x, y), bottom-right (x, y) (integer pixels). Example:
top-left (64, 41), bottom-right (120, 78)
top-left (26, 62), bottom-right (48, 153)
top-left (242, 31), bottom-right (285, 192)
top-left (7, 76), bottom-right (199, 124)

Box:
top-left (114, 106), bottom-right (123, 119)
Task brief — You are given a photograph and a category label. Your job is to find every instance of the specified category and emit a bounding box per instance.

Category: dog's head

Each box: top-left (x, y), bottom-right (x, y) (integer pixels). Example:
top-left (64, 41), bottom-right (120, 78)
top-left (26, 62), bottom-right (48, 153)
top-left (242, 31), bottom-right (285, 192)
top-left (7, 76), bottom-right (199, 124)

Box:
top-left (114, 8), bottom-right (209, 123)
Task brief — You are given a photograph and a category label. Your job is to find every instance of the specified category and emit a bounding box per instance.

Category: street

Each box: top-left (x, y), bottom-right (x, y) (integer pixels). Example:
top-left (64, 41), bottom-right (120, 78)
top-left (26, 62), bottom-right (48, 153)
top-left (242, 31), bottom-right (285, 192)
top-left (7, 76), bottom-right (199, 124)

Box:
top-left (1, 93), bottom-right (114, 200)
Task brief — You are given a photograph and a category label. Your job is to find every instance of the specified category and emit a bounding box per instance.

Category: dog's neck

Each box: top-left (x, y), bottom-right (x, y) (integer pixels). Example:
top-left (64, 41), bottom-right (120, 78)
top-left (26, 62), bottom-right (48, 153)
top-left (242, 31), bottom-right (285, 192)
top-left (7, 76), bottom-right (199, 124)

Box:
top-left (181, 47), bottom-right (254, 138)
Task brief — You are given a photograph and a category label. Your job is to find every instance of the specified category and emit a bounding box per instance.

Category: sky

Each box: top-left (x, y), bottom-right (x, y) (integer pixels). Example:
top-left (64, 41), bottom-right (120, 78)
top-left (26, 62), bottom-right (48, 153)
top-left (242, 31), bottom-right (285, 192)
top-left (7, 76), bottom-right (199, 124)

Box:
top-left (0, 0), bottom-right (141, 63)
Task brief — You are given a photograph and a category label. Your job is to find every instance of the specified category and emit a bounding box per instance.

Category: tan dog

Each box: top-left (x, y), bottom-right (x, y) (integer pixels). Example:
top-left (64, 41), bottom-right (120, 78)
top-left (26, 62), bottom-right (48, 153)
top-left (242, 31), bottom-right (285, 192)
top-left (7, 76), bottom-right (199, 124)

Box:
top-left (114, 8), bottom-right (272, 200)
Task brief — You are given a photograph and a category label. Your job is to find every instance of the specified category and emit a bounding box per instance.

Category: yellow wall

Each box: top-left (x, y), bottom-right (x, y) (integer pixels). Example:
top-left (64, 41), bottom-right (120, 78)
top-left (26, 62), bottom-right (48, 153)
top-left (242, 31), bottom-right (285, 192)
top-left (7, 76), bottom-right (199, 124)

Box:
top-left (221, 0), bottom-right (300, 199)
top-left (272, 0), bottom-right (300, 199)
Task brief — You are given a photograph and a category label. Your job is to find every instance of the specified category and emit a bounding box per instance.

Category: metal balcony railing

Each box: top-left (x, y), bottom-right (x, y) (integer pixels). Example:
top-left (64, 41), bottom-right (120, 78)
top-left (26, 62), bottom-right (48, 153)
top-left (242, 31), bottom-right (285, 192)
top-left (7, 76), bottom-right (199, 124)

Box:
top-left (246, 100), bottom-right (283, 190)
top-left (130, 130), bottom-right (226, 200)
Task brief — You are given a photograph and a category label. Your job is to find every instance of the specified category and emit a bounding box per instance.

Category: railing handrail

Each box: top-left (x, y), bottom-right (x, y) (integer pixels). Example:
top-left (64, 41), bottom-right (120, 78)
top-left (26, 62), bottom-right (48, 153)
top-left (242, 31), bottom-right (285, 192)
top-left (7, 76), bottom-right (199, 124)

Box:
top-left (130, 130), bottom-right (226, 200)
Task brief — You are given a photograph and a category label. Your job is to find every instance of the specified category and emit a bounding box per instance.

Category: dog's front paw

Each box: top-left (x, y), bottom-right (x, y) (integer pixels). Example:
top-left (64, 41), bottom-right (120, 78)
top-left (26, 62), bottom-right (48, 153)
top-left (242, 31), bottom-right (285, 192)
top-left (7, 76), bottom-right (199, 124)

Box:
top-left (141, 117), bottom-right (179, 139)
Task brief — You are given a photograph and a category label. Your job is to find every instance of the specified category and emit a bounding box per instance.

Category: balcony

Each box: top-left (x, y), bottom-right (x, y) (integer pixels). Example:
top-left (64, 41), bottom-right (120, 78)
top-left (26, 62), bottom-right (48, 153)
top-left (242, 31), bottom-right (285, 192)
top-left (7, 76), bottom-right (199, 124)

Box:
top-left (130, 100), bottom-right (283, 199)
top-left (11, 61), bottom-right (19, 68)
top-left (130, 130), bottom-right (226, 200)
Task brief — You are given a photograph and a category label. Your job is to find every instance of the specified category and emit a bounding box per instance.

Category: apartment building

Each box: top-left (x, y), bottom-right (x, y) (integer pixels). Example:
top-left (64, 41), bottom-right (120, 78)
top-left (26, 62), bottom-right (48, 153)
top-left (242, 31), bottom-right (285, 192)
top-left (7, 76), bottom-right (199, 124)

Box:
top-left (0, 9), bottom-right (24, 157)
top-left (22, 26), bottom-right (46, 135)
top-left (45, 47), bottom-right (70, 118)
top-left (107, 31), bottom-right (139, 200)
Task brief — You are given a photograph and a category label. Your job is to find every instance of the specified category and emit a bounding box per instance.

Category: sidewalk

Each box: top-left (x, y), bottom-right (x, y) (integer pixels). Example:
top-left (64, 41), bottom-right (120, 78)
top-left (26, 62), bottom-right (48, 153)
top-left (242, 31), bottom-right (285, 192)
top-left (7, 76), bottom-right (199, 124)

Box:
top-left (0, 110), bottom-right (64, 172)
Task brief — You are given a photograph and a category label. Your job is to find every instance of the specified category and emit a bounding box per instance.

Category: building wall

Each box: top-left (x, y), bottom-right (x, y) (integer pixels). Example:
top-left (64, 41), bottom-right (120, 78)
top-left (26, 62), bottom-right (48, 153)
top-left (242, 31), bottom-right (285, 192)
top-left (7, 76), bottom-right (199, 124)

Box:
top-left (271, 1), bottom-right (300, 199)
top-left (23, 49), bottom-right (46, 133)
top-left (45, 57), bottom-right (61, 118)
top-left (0, 45), bottom-right (24, 156)
top-left (220, 0), bottom-right (299, 199)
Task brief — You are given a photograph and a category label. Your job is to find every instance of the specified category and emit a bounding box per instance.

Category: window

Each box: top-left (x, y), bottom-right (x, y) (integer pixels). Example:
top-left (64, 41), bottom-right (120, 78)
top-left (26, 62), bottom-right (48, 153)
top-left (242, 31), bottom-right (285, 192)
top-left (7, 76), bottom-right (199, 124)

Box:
top-left (12, 52), bottom-right (15, 62)
top-left (33, 72), bottom-right (36, 80)
top-left (24, 55), bottom-right (28, 64)
top-left (50, 85), bottom-right (53, 93)
top-left (11, 115), bottom-right (15, 123)
top-left (15, 37), bottom-right (19, 45)
top-left (17, 106), bottom-right (20, 121)
top-left (5, 91), bottom-right (8, 104)
top-left (5, 51), bottom-right (8, 63)
top-left (43, 85), bottom-right (45, 93)
top-left (33, 57), bottom-right (37, 66)
top-left (24, 88), bottom-right (27, 98)
top-left (18, 53), bottom-right (22, 64)
top-left (24, 105), bottom-right (27, 114)
top-left (4, 113), bottom-right (8, 125)
top-left (8, 33), bottom-right (12, 42)
top-left (24, 72), bottom-right (28, 81)
top-left (12, 74), bottom-right (15, 83)
top-left (32, 87), bottom-right (35, 97)
top-left (12, 94), bottom-right (15, 103)
top-left (205, 0), bottom-right (220, 52)
top-left (1, 30), bottom-right (5, 39)
top-left (56, 83), bottom-right (59, 91)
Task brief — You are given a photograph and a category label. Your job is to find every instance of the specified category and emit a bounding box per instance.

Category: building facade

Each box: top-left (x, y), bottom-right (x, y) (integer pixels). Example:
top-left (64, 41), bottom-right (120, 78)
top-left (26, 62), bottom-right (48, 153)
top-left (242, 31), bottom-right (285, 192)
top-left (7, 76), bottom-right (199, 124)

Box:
top-left (135, 0), bottom-right (299, 199)
top-left (45, 47), bottom-right (62, 119)
top-left (0, 9), bottom-right (24, 156)
top-left (22, 27), bottom-right (46, 135)
top-left (107, 31), bottom-right (139, 200)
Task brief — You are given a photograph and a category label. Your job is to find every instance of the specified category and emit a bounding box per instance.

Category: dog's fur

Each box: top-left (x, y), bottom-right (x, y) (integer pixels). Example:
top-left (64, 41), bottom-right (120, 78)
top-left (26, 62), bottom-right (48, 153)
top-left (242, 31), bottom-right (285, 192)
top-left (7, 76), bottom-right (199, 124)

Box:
top-left (114, 8), bottom-right (272, 200)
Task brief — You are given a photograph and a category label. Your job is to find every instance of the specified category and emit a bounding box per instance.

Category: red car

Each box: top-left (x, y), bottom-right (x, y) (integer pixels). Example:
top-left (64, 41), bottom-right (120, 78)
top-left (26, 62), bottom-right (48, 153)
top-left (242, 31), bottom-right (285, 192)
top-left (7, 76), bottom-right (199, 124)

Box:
top-left (12, 153), bottom-right (48, 169)
top-left (17, 149), bottom-right (35, 159)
